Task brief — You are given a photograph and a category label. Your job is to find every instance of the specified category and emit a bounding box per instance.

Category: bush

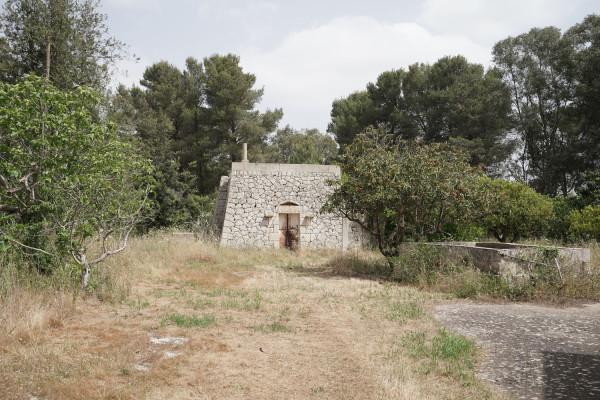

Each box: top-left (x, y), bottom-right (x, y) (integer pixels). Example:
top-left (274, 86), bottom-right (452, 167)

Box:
top-left (481, 178), bottom-right (554, 242)
top-left (548, 197), bottom-right (578, 241)
top-left (0, 76), bottom-right (153, 287)
top-left (568, 205), bottom-right (600, 241)
top-left (393, 244), bottom-right (458, 285)
top-left (389, 243), bottom-right (600, 302)
top-left (324, 127), bottom-right (483, 263)
top-left (441, 223), bottom-right (487, 241)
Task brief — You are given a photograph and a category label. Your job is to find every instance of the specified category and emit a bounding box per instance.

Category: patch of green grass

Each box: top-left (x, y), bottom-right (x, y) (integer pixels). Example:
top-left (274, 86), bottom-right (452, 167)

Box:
top-left (126, 297), bottom-right (150, 310)
top-left (202, 288), bottom-right (248, 298)
top-left (386, 301), bottom-right (424, 322)
top-left (161, 313), bottom-right (216, 328)
top-left (220, 290), bottom-right (262, 311)
top-left (151, 288), bottom-right (190, 299)
top-left (253, 321), bottom-right (291, 333)
top-left (189, 297), bottom-right (214, 310)
top-left (449, 270), bottom-right (536, 300)
top-left (402, 328), bottom-right (476, 384)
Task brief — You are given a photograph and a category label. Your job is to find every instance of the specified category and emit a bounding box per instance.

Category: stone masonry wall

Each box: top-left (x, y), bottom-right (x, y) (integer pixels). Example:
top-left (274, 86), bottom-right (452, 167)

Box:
top-left (216, 162), bottom-right (359, 249)
top-left (212, 176), bottom-right (229, 236)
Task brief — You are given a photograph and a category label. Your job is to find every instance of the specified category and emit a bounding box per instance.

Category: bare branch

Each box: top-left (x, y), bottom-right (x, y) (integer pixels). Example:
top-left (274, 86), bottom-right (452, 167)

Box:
top-left (88, 224), bottom-right (133, 266)
top-left (2, 235), bottom-right (55, 257)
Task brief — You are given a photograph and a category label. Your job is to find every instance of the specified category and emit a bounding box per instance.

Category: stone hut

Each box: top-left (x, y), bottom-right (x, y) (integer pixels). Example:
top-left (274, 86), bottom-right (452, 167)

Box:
top-left (213, 144), bottom-right (365, 250)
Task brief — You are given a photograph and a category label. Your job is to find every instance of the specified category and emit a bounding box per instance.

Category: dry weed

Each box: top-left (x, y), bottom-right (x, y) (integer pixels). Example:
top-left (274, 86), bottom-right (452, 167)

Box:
top-left (1, 232), bottom-right (508, 399)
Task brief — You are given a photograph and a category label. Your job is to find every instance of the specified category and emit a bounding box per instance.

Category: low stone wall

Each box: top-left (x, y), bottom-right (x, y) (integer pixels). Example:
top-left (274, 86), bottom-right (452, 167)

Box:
top-left (399, 242), bottom-right (591, 277)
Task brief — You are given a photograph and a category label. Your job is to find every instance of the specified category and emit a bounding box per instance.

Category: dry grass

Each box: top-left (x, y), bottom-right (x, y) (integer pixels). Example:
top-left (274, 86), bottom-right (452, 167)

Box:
top-left (0, 233), bottom-right (509, 399)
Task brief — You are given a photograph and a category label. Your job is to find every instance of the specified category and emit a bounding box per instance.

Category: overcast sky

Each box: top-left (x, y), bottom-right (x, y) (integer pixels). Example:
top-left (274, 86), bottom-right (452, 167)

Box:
top-left (103, 0), bottom-right (599, 132)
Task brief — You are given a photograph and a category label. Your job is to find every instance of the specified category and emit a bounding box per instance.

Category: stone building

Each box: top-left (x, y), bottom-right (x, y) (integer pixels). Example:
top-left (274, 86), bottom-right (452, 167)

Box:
top-left (213, 144), bottom-right (366, 250)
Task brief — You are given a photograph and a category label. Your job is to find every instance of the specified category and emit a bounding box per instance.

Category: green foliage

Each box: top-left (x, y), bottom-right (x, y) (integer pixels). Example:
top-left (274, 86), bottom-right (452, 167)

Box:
top-left (383, 242), bottom-right (599, 302)
top-left (328, 56), bottom-right (512, 169)
top-left (264, 126), bottom-right (338, 164)
top-left (386, 301), bottom-right (424, 322)
top-left (564, 16), bottom-right (600, 194)
top-left (111, 55), bottom-right (284, 228)
top-left (481, 178), bottom-right (554, 242)
top-left (202, 54), bottom-right (283, 165)
top-left (493, 27), bottom-right (580, 195)
top-left (0, 0), bottom-right (123, 90)
top-left (393, 244), bottom-right (453, 285)
top-left (402, 329), bottom-right (476, 383)
top-left (0, 75), bottom-right (153, 277)
top-left (568, 205), bottom-right (600, 241)
top-left (548, 197), bottom-right (578, 241)
top-left (161, 313), bottom-right (216, 328)
top-left (493, 16), bottom-right (600, 196)
top-left (579, 170), bottom-right (600, 207)
top-left (328, 91), bottom-right (377, 146)
top-left (442, 223), bottom-right (487, 241)
top-left (324, 127), bottom-right (483, 263)
top-left (451, 270), bottom-right (535, 300)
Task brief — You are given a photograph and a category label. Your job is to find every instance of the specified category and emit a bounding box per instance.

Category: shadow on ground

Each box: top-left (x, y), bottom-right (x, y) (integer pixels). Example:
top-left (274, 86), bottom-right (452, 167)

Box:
top-left (543, 351), bottom-right (600, 399)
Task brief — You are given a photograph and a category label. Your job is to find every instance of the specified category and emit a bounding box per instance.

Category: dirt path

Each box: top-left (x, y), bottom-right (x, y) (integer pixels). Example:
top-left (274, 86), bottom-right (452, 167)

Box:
top-left (435, 302), bottom-right (600, 400)
top-left (2, 240), bottom-right (506, 400)
top-left (165, 269), bottom-right (383, 399)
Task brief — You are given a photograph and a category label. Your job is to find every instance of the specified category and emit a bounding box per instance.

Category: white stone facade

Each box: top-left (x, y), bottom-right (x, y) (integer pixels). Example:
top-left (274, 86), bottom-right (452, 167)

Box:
top-left (214, 162), bottom-right (366, 250)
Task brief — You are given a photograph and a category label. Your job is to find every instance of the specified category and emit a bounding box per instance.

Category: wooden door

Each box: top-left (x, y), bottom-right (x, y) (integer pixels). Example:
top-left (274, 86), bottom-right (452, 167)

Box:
top-left (279, 213), bottom-right (300, 250)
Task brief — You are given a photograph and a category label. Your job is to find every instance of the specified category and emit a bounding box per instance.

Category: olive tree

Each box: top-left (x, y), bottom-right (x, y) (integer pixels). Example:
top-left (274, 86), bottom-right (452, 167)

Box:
top-left (323, 127), bottom-right (483, 269)
top-left (0, 75), bottom-right (153, 288)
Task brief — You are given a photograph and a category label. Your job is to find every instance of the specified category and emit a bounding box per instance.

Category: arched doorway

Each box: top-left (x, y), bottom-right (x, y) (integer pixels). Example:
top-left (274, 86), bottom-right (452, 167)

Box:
top-left (278, 201), bottom-right (300, 250)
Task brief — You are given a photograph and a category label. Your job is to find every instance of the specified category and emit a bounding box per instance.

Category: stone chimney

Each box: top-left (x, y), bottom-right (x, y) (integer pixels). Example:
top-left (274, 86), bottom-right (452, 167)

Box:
top-left (242, 143), bottom-right (249, 163)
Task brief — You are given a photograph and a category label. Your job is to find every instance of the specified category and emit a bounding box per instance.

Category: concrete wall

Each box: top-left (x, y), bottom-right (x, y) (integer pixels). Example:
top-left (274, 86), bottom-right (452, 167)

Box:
top-left (399, 242), bottom-right (591, 277)
top-left (215, 162), bottom-right (365, 250)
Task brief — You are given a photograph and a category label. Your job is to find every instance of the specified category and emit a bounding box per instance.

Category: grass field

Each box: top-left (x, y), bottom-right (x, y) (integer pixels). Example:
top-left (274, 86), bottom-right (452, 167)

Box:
top-left (0, 233), bottom-right (513, 399)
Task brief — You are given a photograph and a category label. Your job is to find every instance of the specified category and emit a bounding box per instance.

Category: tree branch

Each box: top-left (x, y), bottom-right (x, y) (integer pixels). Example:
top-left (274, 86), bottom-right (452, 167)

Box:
top-left (2, 235), bottom-right (55, 257)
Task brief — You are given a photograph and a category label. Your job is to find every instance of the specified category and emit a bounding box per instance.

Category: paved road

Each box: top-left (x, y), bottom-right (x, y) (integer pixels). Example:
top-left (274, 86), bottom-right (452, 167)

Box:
top-left (435, 302), bottom-right (600, 400)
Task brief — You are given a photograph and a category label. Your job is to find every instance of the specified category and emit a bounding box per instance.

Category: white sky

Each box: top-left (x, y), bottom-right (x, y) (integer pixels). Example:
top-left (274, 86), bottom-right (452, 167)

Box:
top-left (103, 0), bottom-right (599, 132)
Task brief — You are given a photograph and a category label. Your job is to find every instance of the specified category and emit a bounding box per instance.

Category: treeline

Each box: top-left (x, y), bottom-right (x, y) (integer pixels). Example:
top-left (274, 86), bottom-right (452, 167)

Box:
top-left (1, 0), bottom-right (599, 286)
top-left (329, 16), bottom-right (600, 204)
top-left (0, 0), bottom-right (337, 285)
top-left (327, 15), bottom-right (600, 244)
top-left (108, 57), bottom-right (336, 227)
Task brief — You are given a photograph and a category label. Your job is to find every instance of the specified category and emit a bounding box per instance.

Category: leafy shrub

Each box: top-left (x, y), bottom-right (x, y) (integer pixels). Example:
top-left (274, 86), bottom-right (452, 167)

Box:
top-left (324, 127), bottom-right (483, 264)
top-left (568, 205), bottom-right (600, 241)
top-left (390, 243), bottom-right (600, 302)
top-left (481, 178), bottom-right (554, 242)
top-left (441, 223), bottom-right (487, 241)
top-left (548, 197), bottom-right (578, 241)
top-left (393, 244), bottom-right (454, 285)
top-left (0, 76), bottom-right (153, 287)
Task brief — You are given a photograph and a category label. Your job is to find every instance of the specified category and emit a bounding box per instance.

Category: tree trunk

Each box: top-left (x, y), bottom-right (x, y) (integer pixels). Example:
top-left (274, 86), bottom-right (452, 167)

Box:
top-left (385, 257), bottom-right (395, 276)
top-left (45, 40), bottom-right (51, 80)
top-left (80, 254), bottom-right (91, 290)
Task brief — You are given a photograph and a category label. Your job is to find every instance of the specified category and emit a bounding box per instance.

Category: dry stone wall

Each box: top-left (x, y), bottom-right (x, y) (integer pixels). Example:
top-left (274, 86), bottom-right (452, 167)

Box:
top-left (215, 162), bottom-right (364, 249)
